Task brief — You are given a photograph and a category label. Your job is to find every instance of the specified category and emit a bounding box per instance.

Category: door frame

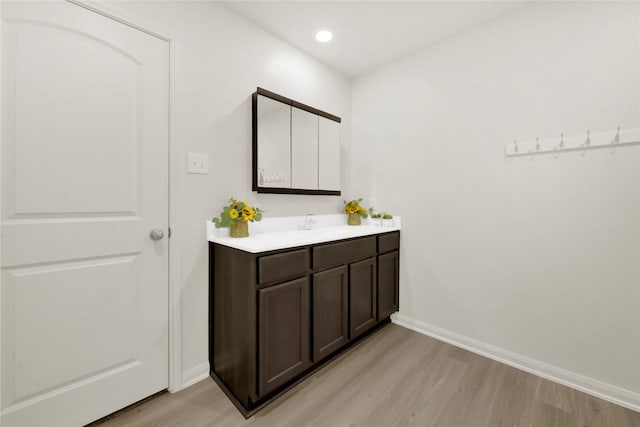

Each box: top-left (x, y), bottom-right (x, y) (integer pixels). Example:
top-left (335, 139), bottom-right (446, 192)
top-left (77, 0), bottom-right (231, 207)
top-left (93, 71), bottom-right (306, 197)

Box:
top-left (64, 0), bottom-right (185, 393)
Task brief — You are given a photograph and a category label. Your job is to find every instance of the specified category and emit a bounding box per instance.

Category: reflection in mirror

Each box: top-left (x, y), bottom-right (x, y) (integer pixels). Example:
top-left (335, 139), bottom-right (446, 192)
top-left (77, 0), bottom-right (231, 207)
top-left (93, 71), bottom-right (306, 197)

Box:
top-left (257, 95), bottom-right (291, 188)
top-left (291, 107), bottom-right (318, 190)
top-left (319, 117), bottom-right (341, 190)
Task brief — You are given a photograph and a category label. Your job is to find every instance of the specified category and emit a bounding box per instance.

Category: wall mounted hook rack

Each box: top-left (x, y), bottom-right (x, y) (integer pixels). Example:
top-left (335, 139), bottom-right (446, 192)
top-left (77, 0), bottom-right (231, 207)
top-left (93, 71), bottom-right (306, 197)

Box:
top-left (504, 127), bottom-right (640, 157)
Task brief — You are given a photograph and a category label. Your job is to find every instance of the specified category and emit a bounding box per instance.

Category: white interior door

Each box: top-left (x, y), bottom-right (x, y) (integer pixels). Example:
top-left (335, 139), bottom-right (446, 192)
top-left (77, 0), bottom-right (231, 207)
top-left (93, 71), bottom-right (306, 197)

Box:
top-left (1, 1), bottom-right (169, 425)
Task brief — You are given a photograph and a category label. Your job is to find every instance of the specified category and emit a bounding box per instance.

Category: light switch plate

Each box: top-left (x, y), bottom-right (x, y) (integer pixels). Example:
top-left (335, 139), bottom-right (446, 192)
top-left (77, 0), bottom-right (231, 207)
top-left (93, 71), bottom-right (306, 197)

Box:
top-left (188, 152), bottom-right (209, 174)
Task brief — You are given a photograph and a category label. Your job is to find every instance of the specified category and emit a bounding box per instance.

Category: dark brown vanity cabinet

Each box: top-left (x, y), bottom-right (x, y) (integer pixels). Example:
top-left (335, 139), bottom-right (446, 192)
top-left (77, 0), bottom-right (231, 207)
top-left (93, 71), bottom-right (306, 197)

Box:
top-left (377, 251), bottom-right (399, 320)
top-left (209, 231), bottom-right (400, 417)
top-left (349, 257), bottom-right (377, 339)
top-left (377, 232), bottom-right (400, 321)
top-left (258, 277), bottom-right (311, 396)
top-left (312, 266), bottom-right (348, 362)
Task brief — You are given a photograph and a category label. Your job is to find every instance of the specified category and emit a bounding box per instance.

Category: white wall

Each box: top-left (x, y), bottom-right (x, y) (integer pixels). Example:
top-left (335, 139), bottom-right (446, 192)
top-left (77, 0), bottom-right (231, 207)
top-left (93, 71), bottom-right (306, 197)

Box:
top-left (102, 0), bottom-right (352, 386)
top-left (353, 0), bottom-right (640, 406)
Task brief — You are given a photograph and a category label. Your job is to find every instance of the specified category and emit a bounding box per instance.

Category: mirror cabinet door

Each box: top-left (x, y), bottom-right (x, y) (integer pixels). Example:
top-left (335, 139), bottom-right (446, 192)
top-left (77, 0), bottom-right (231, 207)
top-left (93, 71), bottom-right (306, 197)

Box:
top-left (257, 95), bottom-right (291, 188)
top-left (291, 106), bottom-right (319, 190)
top-left (318, 117), bottom-right (341, 191)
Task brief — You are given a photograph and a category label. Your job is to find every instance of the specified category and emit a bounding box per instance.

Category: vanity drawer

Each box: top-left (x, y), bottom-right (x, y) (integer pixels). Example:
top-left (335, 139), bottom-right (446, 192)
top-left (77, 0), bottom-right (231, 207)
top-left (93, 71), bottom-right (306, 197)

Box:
top-left (378, 232), bottom-right (400, 253)
top-left (313, 237), bottom-right (376, 270)
top-left (258, 249), bottom-right (308, 285)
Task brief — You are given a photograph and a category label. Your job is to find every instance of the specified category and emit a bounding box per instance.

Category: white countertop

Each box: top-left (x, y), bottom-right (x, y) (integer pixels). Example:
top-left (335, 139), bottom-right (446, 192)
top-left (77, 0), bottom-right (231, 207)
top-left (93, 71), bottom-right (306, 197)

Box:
top-left (207, 214), bottom-right (401, 253)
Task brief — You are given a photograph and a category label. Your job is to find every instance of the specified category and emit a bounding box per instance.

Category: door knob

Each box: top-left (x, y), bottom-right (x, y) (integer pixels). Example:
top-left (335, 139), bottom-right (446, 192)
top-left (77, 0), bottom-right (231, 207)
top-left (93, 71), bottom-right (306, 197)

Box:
top-left (149, 229), bottom-right (164, 241)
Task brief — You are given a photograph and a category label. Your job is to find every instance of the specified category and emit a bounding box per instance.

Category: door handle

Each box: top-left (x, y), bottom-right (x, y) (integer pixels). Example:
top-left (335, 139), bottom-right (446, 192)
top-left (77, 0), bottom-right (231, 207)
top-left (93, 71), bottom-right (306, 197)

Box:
top-left (149, 229), bottom-right (164, 241)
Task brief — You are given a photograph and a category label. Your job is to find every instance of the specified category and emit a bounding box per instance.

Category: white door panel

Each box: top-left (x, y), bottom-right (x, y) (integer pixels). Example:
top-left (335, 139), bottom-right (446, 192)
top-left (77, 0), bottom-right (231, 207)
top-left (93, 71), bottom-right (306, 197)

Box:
top-left (12, 21), bottom-right (139, 214)
top-left (5, 257), bottom-right (138, 401)
top-left (1, 1), bottom-right (169, 425)
top-left (1, 218), bottom-right (144, 266)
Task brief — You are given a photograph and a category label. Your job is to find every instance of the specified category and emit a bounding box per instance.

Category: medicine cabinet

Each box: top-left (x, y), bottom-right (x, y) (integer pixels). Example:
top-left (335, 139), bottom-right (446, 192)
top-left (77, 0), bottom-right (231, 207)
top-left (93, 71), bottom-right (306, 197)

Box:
top-left (252, 87), bottom-right (341, 195)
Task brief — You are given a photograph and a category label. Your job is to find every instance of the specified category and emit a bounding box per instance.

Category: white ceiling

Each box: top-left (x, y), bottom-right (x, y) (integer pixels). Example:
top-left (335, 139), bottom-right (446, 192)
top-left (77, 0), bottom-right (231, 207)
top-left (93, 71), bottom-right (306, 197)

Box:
top-left (222, 1), bottom-right (531, 78)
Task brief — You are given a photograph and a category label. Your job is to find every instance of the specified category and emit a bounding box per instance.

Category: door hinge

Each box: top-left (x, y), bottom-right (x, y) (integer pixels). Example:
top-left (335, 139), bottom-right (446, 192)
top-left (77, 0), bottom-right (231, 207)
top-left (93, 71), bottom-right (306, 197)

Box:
top-left (168, 227), bottom-right (172, 238)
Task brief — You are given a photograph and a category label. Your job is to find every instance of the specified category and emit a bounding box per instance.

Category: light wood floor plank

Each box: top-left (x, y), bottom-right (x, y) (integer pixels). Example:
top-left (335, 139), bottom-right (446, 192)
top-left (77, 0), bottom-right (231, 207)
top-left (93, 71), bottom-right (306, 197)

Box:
top-left (92, 324), bottom-right (640, 427)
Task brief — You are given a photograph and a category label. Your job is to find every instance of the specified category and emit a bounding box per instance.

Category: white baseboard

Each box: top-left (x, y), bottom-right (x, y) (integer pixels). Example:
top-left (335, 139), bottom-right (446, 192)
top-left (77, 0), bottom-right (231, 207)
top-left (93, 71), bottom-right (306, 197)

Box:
top-left (175, 362), bottom-right (210, 392)
top-left (391, 313), bottom-right (640, 413)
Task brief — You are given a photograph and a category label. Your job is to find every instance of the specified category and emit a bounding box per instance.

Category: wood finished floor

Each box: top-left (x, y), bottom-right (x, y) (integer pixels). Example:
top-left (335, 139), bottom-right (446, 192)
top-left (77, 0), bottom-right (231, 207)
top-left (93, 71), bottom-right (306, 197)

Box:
top-left (94, 324), bottom-right (640, 427)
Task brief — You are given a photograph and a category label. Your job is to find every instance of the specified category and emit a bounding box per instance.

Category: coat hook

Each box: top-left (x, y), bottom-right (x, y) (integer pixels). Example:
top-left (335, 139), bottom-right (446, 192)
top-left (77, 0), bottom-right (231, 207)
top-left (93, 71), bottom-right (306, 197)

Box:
top-left (585, 130), bottom-right (591, 146)
top-left (614, 126), bottom-right (621, 143)
top-left (514, 140), bottom-right (518, 153)
top-left (559, 133), bottom-right (564, 148)
top-left (536, 137), bottom-right (540, 151)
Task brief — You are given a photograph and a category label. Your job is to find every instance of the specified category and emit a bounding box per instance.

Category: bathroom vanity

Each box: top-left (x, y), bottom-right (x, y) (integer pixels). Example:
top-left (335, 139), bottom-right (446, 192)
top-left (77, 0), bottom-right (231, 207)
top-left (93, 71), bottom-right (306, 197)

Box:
top-left (207, 217), bottom-right (400, 417)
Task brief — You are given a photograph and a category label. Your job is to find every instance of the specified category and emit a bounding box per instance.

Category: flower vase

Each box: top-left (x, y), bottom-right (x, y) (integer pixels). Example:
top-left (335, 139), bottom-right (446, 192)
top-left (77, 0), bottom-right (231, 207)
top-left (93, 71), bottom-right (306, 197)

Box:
top-left (348, 213), bottom-right (361, 226)
top-left (229, 220), bottom-right (249, 238)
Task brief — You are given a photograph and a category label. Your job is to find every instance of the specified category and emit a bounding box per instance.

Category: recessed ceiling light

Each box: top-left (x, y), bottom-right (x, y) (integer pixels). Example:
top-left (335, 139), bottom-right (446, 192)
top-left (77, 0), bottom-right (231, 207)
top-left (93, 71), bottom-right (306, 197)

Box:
top-left (315, 30), bottom-right (333, 43)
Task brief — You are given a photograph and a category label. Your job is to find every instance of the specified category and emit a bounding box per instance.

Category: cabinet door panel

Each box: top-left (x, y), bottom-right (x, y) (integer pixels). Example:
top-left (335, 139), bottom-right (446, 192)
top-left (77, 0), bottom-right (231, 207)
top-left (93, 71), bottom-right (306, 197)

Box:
top-left (256, 95), bottom-right (291, 188)
top-left (378, 251), bottom-right (399, 320)
top-left (318, 117), bottom-right (340, 191)
top-left (258, 277), bottom-right (310, 397)
top-left (349, 257), bottom-right (377, 339)
top-left (291, 107), bottom-right (318, 190)
top-left (313, 266), bottom-right (348, 361)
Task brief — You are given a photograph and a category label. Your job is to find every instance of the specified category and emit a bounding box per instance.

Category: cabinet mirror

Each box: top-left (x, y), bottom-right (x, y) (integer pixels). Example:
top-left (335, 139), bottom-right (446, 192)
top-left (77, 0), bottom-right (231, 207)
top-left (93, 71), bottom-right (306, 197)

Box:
top-left (252, 87), bottom-right (341, 195)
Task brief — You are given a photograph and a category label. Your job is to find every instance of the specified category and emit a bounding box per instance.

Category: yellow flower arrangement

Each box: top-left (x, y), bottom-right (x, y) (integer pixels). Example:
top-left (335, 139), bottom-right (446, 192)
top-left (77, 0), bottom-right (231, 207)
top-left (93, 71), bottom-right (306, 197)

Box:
top-left (343, 198), bottom-right (368, 219)
top-left (212, 197), bottom-right (263, 228)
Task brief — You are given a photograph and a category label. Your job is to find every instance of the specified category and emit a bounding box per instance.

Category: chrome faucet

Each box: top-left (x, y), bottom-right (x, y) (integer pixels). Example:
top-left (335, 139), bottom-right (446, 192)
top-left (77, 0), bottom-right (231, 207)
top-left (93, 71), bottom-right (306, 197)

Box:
top-left (303, 214), bottom-right (316, 230)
